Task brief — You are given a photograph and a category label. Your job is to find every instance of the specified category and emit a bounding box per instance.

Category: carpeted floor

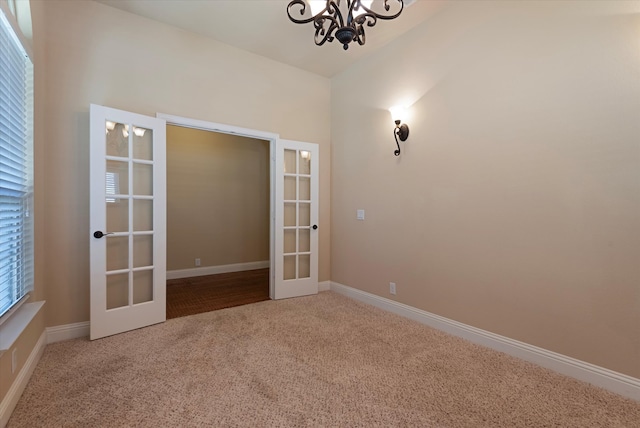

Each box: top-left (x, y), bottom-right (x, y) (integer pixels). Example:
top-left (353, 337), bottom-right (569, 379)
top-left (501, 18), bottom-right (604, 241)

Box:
top-left (8, 292), bottom-right (640, 427)
top-left (166, 268), bottom-right (270, 319)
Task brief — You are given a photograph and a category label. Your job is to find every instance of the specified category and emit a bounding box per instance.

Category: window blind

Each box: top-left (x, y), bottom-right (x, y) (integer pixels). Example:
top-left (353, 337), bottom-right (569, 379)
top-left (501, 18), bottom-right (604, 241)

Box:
top-left (0, 8), bottom-right (34, 319)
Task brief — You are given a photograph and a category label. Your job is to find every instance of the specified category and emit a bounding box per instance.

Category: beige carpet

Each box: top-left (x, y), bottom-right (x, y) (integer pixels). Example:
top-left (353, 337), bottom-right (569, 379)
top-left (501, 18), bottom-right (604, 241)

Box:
top-left (8, 292), bottom-right (640, 427)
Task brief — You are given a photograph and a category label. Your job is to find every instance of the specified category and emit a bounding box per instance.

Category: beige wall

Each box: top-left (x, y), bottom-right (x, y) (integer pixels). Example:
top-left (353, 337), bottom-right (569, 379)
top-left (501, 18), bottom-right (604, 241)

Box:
top-left (41, 0), bottom-right (331, 327)
top-left (166, 126), bottom-right (270, 270)
top-left (331, 1), bottom-right (640, 378)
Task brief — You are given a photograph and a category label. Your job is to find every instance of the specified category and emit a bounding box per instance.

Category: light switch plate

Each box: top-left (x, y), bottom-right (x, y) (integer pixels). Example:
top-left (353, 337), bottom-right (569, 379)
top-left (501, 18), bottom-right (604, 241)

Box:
top-left (357, 209), bottom-right (365, 220)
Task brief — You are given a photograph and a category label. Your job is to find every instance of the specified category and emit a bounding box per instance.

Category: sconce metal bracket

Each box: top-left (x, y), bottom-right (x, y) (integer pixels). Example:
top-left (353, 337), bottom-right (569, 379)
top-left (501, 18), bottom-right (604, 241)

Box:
top-left (393, 120), bottom-right (409, 156)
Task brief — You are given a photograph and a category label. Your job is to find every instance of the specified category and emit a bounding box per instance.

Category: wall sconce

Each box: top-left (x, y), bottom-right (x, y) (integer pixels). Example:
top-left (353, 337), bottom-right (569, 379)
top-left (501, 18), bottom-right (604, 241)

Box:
top-left (389, 106), bottom-right (409, 156)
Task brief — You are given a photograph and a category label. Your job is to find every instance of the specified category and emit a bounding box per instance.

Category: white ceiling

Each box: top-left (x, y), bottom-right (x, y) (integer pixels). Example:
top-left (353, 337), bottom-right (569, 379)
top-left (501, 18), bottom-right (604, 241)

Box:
top-left (94, 0), bottom-right (446, 77)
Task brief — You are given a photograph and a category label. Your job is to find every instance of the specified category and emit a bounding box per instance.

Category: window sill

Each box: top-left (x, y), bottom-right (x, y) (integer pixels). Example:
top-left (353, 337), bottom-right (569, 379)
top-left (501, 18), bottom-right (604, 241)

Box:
top-left (0, 301), bottom-right (45, 355)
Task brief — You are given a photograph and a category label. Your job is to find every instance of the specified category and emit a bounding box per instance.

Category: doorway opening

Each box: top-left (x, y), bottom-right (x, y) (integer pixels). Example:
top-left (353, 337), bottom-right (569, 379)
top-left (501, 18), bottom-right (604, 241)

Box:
top-left (160, 117), bottom-right (277, 319)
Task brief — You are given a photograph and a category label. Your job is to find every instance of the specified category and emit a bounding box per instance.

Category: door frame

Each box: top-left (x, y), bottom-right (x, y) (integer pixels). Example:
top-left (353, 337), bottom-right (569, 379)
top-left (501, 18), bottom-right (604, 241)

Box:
top-left (156, 113), bottom-right (279, 298)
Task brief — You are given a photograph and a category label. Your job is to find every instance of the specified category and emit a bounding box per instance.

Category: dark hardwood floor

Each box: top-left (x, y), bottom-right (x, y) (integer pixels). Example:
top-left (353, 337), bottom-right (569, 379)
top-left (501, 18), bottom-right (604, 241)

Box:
top-left (166, 268), bottom-right (270, 319)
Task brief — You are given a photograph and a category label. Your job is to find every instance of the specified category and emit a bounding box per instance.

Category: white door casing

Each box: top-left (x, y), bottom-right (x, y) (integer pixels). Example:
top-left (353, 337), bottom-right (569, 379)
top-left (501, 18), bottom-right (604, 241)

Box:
top-left (155, 113), bottom-right (279, 300)
top-left (273, 139), bottom-right (319, 299)
top-left (154, 115), bottom-right (320, 301)
top-left (90, 104), bottom-right (167, 340)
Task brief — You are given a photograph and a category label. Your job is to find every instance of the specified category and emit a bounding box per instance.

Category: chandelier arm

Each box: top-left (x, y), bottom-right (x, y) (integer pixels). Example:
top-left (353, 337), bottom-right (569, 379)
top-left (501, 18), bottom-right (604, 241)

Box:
top-left (314, 17), bottom-right (339, 46)
top-left (315, 1), bottom-right (349, 48)
top-left (327, 1), bottom-right (346, 28)
top-left (353, 20), bottom-right (366, 46)
top-left (287, 0), bottom-right (318, 24)
top-left (353, 14), bottom-right (377, 28)
top-left (346, 0), bottom-right (358, 25)
top-left (394, 128), bottom-right (401, 156)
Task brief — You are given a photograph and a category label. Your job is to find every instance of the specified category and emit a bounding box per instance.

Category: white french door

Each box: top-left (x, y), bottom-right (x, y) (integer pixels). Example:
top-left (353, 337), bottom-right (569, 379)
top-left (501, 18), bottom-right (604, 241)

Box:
top-left (273, 139), bottom-right (319, 299)
top-left (89, 104), bottom-right (167, 340)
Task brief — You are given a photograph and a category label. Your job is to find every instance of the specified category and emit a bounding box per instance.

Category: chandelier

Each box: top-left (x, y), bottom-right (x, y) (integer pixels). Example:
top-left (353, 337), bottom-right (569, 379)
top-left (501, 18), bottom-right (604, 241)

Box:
top-left (286, 0), bottom-right (405, 50)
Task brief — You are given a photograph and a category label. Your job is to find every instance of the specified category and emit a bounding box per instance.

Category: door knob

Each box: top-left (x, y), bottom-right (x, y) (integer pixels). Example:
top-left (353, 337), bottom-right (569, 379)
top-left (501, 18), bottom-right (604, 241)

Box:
top-left (93, 231), bottom-right (114, 239)
top-left (312, 225), bottom-right (318, 230)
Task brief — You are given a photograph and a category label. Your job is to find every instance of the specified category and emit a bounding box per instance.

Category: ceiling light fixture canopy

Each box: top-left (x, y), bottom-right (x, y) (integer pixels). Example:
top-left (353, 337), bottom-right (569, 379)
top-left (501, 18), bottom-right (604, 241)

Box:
top-left (287, 0), bottom-right (405, 50)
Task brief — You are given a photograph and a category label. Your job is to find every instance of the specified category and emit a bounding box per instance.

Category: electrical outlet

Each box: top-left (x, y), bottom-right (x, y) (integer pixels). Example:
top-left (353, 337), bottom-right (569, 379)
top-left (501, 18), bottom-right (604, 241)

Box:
top-left (11, 348), bottom-right (17, 373)
top-left (195, 258), bottom-right (201, 267)
top-left (390, 282), bottom-right (396, 295)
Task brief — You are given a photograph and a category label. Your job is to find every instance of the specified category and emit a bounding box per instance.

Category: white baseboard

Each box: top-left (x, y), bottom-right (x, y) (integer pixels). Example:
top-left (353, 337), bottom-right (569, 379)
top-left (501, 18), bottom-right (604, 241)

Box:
top-left (167, 260), bottom-right (270, 280)
top-left (318, 281), bottom-right (330, 292)
top-left (46, 321), bottom-right (90, 344)
top-left (46, 262), bottom-right (273, 343)
top-left (0, 330), bottom-right (46, 428)
top-left (329, 281), bottom-right (640, 401)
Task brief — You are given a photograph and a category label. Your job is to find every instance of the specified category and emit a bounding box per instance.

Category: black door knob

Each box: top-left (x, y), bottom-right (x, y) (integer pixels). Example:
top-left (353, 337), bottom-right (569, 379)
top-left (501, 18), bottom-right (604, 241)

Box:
top-left (312, 225), bottom-right (318, 230)
top-left (93, 231), bottom-right (113, 239)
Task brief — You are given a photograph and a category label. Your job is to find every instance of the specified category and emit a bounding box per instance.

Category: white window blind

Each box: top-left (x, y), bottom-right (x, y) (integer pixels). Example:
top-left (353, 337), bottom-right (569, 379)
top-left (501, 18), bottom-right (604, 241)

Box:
top-left (0, 8), bottom-right (34, 319)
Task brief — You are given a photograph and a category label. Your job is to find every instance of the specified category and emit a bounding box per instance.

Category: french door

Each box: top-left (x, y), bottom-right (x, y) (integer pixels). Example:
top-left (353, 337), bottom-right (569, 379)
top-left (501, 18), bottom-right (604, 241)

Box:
top-left (273, 139), bottom-right (319, 299)
top-left (89, 104), bottom-right (166, 340)
top-left (89, 109), bottom-right (319, 338)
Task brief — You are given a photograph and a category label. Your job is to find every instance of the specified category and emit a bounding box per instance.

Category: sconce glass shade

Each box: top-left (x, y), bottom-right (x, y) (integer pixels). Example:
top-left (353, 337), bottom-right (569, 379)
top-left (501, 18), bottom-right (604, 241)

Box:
top-left (389, 106), bottom-right (407, 123)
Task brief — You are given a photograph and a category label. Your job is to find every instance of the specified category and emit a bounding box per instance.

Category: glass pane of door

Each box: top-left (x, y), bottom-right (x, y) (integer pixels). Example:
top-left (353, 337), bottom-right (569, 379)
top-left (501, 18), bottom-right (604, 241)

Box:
top-left (284, 149), bottom-right (296, 173)
top-left (299, 255), bottom-right (310, 279)
top-left (133, 199), bottom-right (153, 231)
top-left (106, 236), bottom-right (128, 271)
top-left (133, 270), bottom-right (154, 304)
top-left (133, 235), bottom-right (153, 268)
top-left (106, 121), bottom-right (129, 157)
top-left (106, 199), bottom-right (129, 233)
top-left (133, 163), bottom-right (153, 196)
top-left (132, 127), bottom-right (153, 160)
top-left (106, 273), bottom-right (129, 309)
top-left (284, 255), bottom-right (296, 280)
top-left (299, 151), bottom-right (311, 174)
